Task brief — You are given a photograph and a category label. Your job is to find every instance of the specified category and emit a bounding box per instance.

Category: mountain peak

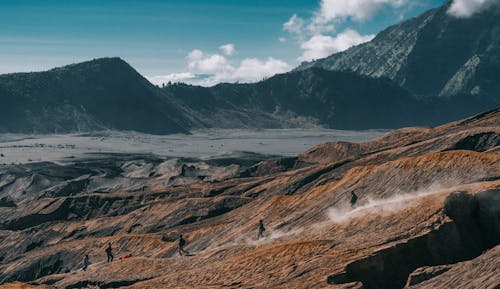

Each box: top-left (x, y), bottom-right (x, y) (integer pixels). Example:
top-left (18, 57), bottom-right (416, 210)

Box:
top-left (0, 57), bottom-right (188, 134)
top-left (298, 0), bottom-right (500, 98)
top-left (49, 57), bottom-right (133, 74)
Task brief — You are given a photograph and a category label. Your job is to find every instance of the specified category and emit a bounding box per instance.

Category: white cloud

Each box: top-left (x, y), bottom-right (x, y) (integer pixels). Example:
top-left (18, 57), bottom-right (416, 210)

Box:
top-left (298, 29), bottom-right (375, 61)
top-left (283, 0), bottom-right (404, 61)
top-left (219, 43), bottom-right (236, 56)
top-left (150, 47), bottom-right (292, 87)
top-left (279, 37), bottom-right (287, 43)
top-left (187, 49), bottom-right (204, 61)
top-left (447, 0), bottom-right (498, 18)
top-left (283, 14), bottom-right (305, 38)
top-left (187, 51), bottom-right (230, 74)
top-left (316, 0), bottom-right (407, 22)
top-left (148, 72), bottom-right (197, 85)
top-left (232, 58), bottom-right (291, 81)
top-left (194, 56), bottom-right (291, 86)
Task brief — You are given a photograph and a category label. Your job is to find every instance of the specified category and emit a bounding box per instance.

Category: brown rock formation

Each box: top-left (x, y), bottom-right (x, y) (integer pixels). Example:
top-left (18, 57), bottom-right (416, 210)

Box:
top-left (0, 108), bottom-right (499, 289)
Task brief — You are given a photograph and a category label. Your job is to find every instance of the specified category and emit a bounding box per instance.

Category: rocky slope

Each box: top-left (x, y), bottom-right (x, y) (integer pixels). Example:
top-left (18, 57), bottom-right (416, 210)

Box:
top-left (0, 108), bottom-right (498, 288)
top-left (298, 1), bottom-right (500, 100)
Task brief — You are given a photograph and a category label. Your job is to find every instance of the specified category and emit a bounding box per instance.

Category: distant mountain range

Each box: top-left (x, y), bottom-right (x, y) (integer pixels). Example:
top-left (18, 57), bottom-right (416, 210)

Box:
top-left (0, 1), bottom-right (498, 134)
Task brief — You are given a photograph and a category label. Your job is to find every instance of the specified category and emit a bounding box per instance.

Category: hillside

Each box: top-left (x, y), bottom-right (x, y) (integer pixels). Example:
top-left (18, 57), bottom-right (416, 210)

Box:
top-left (0, 59), bottom-right (447, 133)
top-left (298, 1), bottom-right (500, 99)
top-left (1, 52), bottom-right (499, 134)
top-left (163, 68), bottom-right (430, 130)
top-left (0, 58), bottom-right (188, 134)
top-left (164, 67), bottom-right (498, 130)
top-left (0, 108), bottom-right (498, 288)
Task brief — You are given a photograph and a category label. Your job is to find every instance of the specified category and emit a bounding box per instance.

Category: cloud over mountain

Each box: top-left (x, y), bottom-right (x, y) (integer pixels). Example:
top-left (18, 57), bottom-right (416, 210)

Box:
top-left (447, 0), bottom-right (499, 18)
top-left (284, 0), bottom-right (388, 62)
top-left (298, 29), bottom-right (375, 61)
top-left (149, 45), bottom-right (291, 86)
top-left (315, 0), bottom-right (407, 22)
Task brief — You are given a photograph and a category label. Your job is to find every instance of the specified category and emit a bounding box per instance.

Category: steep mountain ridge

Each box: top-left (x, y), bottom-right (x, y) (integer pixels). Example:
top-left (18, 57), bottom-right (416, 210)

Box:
top-left (298, 1), bottom-right (500, 98)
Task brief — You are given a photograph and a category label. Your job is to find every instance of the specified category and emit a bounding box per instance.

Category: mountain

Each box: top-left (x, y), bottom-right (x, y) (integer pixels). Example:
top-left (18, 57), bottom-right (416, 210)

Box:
top-left (0, 109), bottom-right (498, 288)
top-left (0, 58), bottom-right (441, 133)
top-left (298, 1), bottom-right (500, 99)
top-left (0, 58), bottom-right (188, 134)
top-left (0, 56), bottom-right (497, 134)
top-left (2, 0), bottom-right (500, 135)
top-left (163, 68), bottom-right (431, 130)
top-left (165, 67), bottom-right (499, 130)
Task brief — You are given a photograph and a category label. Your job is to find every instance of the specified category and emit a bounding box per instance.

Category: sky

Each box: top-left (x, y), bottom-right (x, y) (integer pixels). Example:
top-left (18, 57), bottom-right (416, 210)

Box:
top-left (0, 0), bottom-right (469, 86)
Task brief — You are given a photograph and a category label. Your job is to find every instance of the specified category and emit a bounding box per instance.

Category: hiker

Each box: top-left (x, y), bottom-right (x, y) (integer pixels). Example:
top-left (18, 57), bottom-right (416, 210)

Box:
top-left (105, 243), bottom-right (114, 262)
top-left (82, 254), bottom-right (90, 271)
top-left (178, 234), bottom-right (188, 256)
top-left (257, 220), bottom-right (266, 239)
top-left (350, 192), bottom-right (358, 207)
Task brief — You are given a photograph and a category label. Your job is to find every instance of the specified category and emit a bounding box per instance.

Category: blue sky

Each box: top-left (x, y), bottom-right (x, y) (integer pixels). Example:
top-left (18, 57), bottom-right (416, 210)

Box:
top-left (0, 0), bottom-right (446, 85)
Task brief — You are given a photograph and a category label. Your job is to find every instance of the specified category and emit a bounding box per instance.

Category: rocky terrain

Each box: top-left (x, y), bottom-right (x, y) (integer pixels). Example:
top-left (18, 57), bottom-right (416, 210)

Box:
top-left (0, 108), bottom-right (498, 288)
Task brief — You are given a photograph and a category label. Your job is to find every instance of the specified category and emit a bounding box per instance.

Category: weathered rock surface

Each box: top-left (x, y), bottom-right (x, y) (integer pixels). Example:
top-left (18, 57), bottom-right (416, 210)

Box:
top-left (405, 245), bottom-right (499, 289)
top-left (0, 109), bottom-right (498, 288)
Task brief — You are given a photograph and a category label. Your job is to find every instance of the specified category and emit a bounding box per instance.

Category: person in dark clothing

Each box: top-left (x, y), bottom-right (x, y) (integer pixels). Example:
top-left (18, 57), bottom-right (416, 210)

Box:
top-left (178, 234), bottom-right (188, 256)
top-left (350, 192), bottom-right (358, 208)
top-left (105, 243), bottom-right (114, 262)
top-left (257, 220), bottom-right (266, 239)
top-left (82, 254), bottom-right (90, 271)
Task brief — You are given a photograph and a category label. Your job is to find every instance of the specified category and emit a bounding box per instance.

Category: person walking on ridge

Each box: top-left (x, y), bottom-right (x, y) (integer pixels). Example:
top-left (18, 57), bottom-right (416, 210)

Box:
top-left (350, 192), bottom-right (358, 208)
top-left (257, 220), bottom-right (266, 239)
top-left (82, 254), bottom-right (90, 271)
top-left (178, 234), bottom-right (188, 256)
top-left (105, 243), bottom-right (114, 263)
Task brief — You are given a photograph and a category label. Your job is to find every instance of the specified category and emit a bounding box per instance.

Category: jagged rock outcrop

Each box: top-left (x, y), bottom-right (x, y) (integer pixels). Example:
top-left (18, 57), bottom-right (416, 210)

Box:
top-left (405, 245), bottom-right (499, 289)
